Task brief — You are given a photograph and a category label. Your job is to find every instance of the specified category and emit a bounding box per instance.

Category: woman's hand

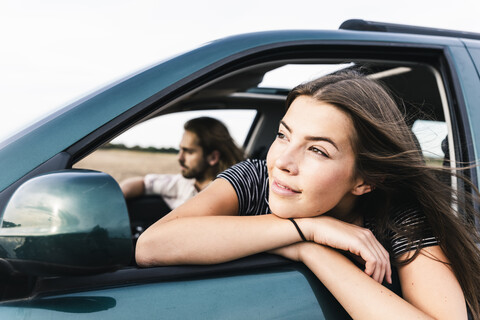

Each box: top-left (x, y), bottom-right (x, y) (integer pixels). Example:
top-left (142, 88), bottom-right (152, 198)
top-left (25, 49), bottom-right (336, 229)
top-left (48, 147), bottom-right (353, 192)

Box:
top-left (298, 216), bottom-right (391, 284)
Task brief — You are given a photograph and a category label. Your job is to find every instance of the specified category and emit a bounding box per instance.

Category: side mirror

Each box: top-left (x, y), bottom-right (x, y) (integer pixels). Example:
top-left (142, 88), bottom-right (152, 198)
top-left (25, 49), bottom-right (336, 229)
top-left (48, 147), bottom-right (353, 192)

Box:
top-left (0, 170), bottom-right (133, 276)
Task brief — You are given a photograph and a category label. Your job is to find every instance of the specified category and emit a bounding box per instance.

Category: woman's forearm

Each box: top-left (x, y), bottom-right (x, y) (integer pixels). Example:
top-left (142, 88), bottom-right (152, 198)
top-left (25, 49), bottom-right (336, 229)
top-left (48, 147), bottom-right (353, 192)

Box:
top-left (136, 214), bottom-right (301, 266)
top-left (298, 243), bottom-right (433, 320)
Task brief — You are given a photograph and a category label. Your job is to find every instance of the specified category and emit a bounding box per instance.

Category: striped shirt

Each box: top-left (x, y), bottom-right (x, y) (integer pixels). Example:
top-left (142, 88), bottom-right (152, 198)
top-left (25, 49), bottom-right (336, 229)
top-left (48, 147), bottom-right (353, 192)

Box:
top-left (218, 159), bottom-right (438, 258)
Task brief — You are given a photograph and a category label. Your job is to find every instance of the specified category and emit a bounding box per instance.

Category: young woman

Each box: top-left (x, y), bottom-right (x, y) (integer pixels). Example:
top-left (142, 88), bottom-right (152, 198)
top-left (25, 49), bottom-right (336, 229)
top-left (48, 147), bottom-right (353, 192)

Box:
top-left (136, 71), bottom-right (480, 319)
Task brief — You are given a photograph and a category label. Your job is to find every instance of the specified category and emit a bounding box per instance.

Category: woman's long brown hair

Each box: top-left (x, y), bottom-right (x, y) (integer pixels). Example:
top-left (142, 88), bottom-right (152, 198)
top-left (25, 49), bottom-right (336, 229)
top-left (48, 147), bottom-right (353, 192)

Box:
top-left (287, 70), bottom-right (480, 318)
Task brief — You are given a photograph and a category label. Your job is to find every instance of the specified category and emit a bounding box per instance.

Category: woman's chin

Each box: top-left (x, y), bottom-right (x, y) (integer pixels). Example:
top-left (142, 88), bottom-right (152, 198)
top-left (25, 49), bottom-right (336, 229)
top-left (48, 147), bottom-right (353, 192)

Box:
top-left (270, 211), bottom-right (290, 219)
top-left (269, 200), bottom-right (328, 219)
top-left (269, 203), bottom-right (306, 219)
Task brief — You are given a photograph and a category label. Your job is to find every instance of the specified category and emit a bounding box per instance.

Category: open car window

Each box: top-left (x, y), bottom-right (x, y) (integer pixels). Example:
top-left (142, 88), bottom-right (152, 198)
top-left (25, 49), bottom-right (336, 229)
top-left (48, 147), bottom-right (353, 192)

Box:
top-left (71, 60), bottom-right (456, 253)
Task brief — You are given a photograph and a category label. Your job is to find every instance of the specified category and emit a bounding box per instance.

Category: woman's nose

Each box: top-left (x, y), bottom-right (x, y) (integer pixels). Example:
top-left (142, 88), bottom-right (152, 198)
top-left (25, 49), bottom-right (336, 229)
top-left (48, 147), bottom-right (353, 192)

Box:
top-left (274, 146), bottom-right (299, 175)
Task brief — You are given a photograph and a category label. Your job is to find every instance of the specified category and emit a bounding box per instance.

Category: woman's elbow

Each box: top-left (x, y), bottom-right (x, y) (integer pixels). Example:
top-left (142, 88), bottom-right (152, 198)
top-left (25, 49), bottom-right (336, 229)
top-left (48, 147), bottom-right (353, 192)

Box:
top-left (135, 233), bottom-right (154, 267)
top-left (135, 231), bottom-right (170, 267)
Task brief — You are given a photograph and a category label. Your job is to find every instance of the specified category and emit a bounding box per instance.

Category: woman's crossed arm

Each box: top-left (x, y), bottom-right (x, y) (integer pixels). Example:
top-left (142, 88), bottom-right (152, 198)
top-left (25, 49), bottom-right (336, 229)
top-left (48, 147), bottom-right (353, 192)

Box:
top-left (135, 178), bottom-right (302, 266)
top-left (135, 178), bottom-right (390, 285)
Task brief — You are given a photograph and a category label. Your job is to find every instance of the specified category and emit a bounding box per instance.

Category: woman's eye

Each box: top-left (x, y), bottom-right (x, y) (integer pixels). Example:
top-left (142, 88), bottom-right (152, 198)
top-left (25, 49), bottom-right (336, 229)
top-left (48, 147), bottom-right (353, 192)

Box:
top-left (309, 146), bottom-right (328, 158)
top-left (276, 132), bottom-right (286, 139)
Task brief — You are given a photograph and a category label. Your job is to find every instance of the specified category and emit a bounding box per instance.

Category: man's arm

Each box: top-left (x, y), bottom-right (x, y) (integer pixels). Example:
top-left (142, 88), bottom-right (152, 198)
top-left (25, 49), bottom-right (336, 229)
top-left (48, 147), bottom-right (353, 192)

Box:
top-left (120, 176), bottom-right (145, 198)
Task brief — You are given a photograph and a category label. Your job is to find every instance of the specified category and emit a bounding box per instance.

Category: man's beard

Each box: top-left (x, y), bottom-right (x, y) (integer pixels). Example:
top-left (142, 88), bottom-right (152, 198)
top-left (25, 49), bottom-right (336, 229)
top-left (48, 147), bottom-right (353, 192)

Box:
top-left (180, 159), bottom-right (209, 180)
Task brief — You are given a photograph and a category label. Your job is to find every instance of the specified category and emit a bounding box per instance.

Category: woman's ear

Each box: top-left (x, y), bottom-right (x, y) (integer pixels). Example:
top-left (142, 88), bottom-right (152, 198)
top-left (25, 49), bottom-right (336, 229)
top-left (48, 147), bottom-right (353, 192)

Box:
top-left (207, 150), bottom-right (220, 166)
top-left (351, 179), bottom-right (373, 196)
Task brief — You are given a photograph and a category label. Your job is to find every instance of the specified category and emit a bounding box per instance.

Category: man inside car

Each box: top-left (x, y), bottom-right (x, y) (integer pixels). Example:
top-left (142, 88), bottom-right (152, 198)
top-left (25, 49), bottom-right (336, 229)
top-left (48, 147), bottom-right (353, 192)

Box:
top-left (120, 117), bottom-right (244, 209)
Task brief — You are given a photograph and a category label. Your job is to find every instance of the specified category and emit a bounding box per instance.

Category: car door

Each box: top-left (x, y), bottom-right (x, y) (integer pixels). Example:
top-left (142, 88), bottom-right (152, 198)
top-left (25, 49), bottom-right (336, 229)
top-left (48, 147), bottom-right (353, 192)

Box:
top-left (0, 257), bottom-right (351, 319)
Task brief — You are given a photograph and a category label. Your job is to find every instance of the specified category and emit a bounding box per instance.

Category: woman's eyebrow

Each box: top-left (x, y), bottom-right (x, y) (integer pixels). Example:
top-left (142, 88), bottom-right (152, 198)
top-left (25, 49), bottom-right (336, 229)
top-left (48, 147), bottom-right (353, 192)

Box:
top-left (280, 120), bottom-right (291, 132)
top-left (305, 136), bottom-right (339, 151)
top-left (280, 120), bottom-right (339, 151)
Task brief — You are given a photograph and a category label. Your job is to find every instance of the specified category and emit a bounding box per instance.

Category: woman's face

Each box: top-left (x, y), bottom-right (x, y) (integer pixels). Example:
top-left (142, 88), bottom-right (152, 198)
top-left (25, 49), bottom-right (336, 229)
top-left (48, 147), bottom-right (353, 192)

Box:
top-left (266, 96), bottom-right (369, 219)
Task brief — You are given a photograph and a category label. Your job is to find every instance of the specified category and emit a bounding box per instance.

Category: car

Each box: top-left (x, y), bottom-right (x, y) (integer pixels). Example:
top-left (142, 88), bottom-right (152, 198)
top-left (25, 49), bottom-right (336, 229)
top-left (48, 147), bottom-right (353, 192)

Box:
top-left (1, 19), bottom-right (480, 319)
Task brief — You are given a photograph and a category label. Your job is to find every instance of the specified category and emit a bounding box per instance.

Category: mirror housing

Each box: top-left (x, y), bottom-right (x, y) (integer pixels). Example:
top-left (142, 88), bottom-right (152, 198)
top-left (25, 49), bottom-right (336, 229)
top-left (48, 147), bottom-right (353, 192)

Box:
top-left (0, 170), bottom-right (133, 276)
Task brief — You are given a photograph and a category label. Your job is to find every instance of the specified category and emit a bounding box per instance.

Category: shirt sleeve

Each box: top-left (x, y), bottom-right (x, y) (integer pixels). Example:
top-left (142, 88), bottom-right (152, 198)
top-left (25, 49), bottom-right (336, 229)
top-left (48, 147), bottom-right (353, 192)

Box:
top-left (389, 202), bottom-right (438, 258)
top-left (216, 159), bottom-right (270, 216)
top-left (144, 174), bottom-right (180, 196)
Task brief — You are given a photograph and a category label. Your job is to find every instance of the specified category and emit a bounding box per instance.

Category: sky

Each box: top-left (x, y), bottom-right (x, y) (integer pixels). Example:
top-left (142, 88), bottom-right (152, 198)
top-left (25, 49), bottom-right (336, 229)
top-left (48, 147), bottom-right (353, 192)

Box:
top-left (1, 0), bottom-right (480, 147)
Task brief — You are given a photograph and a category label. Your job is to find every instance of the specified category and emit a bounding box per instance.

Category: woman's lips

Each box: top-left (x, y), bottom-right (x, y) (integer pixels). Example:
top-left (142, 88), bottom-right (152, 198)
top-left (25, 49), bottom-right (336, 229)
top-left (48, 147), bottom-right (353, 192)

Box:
top-left (271, 179), bottom-right (301, 196)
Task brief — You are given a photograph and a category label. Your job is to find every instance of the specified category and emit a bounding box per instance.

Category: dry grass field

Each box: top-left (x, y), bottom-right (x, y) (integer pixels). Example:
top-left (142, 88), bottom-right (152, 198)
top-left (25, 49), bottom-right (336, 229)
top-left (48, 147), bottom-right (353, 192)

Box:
top-left (74, 149), bottom-right (180, 183)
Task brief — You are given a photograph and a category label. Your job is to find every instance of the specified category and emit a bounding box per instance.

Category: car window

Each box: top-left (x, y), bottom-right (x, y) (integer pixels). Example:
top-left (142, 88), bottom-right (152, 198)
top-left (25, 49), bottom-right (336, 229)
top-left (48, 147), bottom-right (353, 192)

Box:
top-left (73, 109), bottom-right (256, 183)
top-left (412, 119), bottom-right (449, 166)
top-left (71, 58), bottom-right (457, 258)
top-left (258, 63), bottom-right (354, 89)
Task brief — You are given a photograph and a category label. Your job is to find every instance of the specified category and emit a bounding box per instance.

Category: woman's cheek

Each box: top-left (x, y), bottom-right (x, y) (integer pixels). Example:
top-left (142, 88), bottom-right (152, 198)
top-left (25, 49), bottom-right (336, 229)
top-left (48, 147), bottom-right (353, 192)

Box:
top-left (266, 140), bottom-right (280, 169)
